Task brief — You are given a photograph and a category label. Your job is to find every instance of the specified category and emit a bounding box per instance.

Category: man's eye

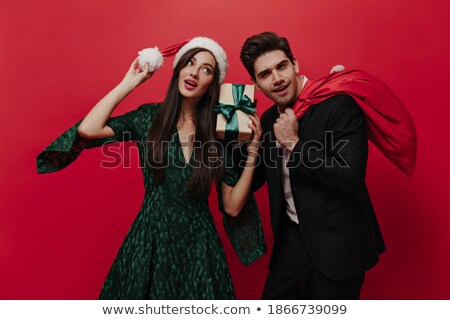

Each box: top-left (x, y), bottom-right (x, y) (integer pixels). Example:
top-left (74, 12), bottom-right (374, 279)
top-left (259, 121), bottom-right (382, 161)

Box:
top-left (278, 64), bottom-right (287, 70)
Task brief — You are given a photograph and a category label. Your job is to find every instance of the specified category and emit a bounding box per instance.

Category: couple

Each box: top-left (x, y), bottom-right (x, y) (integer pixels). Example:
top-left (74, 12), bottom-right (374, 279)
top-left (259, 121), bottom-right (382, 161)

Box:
top-left (37, 32), bottom-right (385, 300)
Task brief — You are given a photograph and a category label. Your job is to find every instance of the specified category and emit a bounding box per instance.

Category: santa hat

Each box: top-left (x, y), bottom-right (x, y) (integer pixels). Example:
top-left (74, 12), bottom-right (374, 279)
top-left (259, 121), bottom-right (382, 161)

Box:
top-left (138, 37), bottom-right (228, 84)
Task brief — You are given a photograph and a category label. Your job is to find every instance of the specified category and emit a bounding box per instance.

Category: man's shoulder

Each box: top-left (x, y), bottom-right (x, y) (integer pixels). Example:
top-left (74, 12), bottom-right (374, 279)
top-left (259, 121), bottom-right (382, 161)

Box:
top-left (313, 94), bottom-right (361, 116)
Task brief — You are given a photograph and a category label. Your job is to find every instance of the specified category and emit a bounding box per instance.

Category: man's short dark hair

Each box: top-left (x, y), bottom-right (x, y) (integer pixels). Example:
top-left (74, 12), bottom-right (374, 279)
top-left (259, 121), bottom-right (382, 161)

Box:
top-left (240, 31), bottom-right (295, 80)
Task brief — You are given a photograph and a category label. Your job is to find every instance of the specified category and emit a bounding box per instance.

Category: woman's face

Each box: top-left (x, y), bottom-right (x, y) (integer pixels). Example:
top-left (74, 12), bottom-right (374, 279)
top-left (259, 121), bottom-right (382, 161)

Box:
top-left (178, 51), bottom-right (216, 102)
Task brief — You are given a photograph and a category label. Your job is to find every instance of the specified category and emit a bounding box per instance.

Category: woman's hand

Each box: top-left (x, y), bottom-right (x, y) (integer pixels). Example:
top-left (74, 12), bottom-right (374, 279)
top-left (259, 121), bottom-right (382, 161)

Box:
top-left (247, 112), bottom-right (262, 157)
top-left (121, 57), bottom-right (154, 89)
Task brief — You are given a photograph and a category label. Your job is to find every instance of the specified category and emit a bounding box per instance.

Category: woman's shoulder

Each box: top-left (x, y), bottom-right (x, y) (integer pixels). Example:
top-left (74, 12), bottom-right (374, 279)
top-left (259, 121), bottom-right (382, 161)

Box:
top-left (113, 103), bottom-right (162, 137)
top-left (132, 103), bottom-right (162, 125)
top-left (135, 103), bottom-right (162, 117)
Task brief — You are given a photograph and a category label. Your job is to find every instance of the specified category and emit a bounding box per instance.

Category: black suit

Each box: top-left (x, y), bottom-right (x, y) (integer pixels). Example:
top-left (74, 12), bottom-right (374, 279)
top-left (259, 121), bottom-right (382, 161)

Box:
top-left (252, 94), bottom-right (385, 298)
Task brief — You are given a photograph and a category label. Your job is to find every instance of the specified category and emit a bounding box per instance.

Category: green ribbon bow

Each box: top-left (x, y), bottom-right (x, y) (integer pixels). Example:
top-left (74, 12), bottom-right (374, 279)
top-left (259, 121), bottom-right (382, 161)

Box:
top-left (214, 84), bottom-right (255, 140)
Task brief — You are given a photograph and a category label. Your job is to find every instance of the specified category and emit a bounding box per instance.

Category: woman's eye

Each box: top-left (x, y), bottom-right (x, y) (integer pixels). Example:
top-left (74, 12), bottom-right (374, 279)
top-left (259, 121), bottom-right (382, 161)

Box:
top-left (202, 67), bottom-right (211, 74)
top-left (187, 60), bottom-right (194, 66)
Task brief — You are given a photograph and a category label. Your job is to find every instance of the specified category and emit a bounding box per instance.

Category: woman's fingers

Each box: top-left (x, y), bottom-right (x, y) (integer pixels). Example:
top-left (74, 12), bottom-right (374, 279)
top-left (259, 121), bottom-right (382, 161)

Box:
top-left (130, 57), bottom-right (140, 71)
top-left (142, 62), bottom-right (149, 74)
top-left (248, 114), bottom-right (261, 131)
top-left (248, 114), bottom-right (261, 144)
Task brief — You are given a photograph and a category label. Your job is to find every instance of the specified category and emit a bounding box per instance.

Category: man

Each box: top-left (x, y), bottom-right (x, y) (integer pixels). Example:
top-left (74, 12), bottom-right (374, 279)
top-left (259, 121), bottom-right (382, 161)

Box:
top-left (240, 32), bottom-right (385, 299)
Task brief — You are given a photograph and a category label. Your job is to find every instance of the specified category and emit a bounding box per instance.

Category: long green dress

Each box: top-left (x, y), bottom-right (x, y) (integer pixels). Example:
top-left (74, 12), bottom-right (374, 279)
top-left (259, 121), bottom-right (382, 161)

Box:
top-left (37, 103), bottom-right (265, 299)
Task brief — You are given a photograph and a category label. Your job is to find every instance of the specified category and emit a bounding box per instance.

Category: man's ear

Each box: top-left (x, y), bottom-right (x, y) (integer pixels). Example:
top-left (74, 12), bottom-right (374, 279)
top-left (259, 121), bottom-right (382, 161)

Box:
top-left (252, 78), bottom-right (261, 91)
top-left (293, 57), bottom-right (300, 74)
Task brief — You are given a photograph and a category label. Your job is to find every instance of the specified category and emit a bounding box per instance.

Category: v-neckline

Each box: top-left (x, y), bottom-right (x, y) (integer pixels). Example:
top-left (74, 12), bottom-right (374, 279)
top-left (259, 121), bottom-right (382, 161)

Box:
top-left (175, 130), bottom-right (194, 165)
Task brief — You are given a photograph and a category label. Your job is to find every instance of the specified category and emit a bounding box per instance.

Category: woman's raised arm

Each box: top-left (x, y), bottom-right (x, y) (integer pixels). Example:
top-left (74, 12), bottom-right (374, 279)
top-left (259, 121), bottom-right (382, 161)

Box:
top-left (78, 58), bottom-right (153, 138)
top-left (221, 113), bottom-right (262, 217)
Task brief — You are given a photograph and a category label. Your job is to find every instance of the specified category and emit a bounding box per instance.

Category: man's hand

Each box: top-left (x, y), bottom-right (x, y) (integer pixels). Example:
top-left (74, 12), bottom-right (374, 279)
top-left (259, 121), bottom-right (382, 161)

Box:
top-left (273, 108), bottom-right (299, 152)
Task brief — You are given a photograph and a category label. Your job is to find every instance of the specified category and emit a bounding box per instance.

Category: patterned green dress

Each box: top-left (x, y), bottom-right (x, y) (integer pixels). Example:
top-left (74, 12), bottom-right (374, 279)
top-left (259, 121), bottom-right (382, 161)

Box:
top-left (37, 104), bottom-right (265, 299)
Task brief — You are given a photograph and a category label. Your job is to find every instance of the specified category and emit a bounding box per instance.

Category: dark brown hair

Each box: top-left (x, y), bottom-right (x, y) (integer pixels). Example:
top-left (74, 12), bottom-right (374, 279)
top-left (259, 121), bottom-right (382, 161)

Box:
top-left (240, 31), bottom-right (295, 80)
top-left (146, 47), bottom-right (223, 197)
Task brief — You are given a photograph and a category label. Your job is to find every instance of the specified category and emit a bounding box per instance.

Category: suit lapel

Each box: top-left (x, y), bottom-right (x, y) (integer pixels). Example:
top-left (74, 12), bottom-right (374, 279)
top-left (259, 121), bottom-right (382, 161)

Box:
top-left (267, 110), bottom-right (283, 183)
top-left (298, 106), bottom-right (314, 137)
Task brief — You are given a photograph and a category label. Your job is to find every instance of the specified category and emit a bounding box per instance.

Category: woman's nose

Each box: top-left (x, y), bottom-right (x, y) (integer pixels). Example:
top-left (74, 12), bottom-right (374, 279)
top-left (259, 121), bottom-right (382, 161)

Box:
top-left (190, 67), bottom-right (199, 78)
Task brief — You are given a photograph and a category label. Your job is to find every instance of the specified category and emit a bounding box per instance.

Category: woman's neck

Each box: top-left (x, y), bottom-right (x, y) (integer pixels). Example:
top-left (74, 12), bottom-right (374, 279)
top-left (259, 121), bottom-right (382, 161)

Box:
top-left (179, 99), bottom-right (197, 125)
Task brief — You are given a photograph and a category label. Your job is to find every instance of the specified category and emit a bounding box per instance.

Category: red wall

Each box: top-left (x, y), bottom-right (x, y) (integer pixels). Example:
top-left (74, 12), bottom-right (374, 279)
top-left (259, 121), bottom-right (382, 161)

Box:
top-left (1, 0), bottom-right (449, 299)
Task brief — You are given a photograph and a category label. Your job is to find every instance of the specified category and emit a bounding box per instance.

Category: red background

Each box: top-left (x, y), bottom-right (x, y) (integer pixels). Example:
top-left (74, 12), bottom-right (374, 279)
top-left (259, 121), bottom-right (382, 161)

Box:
top-left (1, 0), bottom-right (449, 299)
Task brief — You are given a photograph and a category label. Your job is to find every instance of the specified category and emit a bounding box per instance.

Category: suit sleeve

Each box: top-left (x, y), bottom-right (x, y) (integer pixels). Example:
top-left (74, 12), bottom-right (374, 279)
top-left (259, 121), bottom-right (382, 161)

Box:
top-left (287, 95), bottom-right (368, 195)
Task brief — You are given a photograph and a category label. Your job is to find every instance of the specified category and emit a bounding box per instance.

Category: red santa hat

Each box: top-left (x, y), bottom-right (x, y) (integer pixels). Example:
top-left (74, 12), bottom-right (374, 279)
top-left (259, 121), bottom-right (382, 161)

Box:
top-left (138, 37), bottom-right (228, 84)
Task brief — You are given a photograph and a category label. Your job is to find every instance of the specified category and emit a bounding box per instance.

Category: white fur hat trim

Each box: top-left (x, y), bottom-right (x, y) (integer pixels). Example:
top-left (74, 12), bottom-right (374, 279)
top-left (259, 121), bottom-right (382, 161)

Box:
top-left (173, 37), bottom-right (228, 84)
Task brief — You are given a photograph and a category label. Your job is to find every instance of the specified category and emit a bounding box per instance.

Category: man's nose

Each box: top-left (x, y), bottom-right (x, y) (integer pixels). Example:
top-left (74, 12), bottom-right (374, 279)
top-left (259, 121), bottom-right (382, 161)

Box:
top-left (272, 70), bottom-right (282, 84)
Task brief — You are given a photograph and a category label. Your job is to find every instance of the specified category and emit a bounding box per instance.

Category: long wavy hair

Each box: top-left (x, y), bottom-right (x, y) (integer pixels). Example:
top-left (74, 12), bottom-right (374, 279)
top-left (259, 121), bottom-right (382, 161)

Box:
top-left (146, 47), bottom-right (223, 196)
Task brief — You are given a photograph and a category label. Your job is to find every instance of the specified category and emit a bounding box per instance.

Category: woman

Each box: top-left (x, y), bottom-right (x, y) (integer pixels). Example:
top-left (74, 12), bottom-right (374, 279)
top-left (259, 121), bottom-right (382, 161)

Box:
top-left (37, 37), bottom-right (265, 299)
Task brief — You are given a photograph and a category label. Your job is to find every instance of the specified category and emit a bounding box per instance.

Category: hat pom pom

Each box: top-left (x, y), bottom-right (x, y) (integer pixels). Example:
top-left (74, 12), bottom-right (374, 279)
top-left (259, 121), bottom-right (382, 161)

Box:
top-left (138, 47), bottom-right (164, 72)
top-left (330, 64), bottom-right (345, 73)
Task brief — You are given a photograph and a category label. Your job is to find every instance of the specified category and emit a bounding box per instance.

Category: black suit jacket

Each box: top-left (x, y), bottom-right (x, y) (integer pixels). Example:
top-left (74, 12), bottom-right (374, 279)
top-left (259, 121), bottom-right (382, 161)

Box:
top-left (252, 94), bottom-right (385, 280)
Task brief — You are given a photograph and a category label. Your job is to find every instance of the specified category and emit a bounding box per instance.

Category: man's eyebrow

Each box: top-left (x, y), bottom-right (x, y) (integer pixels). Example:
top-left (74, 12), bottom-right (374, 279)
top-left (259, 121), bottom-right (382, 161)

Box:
top-left (256, 69), bottom-right (270, 78)
top-left (276, 60), bottom-right (289, 68)
top-left (256, 59), bottom-right (289, 78)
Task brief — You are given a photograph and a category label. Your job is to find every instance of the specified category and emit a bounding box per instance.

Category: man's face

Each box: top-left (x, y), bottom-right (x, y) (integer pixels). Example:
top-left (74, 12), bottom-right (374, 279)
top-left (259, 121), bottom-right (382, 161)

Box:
top-left (253, 50), bottom-right (301, 108)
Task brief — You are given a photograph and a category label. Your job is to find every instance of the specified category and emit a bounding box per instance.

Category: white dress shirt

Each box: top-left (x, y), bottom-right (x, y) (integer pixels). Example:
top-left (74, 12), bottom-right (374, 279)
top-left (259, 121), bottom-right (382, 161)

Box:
top-left (277, 76), bottom-right (308, 224)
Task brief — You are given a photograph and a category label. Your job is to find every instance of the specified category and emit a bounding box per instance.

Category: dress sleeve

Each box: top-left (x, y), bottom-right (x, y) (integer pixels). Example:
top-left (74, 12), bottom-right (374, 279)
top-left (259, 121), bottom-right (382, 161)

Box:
top-left (216, 144), bottom-right (267, 266)
top-left (37, 104), bottom-right (159, 174)
top-left (221, 145), bottom-right (240, 187)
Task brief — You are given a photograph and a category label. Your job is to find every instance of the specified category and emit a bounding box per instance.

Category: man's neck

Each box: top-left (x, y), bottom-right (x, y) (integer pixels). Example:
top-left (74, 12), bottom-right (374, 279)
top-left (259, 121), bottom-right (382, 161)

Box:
top-left (277, 75), bottom-right (307, 113)
top-left (277, 104), bottom-right (289, 113)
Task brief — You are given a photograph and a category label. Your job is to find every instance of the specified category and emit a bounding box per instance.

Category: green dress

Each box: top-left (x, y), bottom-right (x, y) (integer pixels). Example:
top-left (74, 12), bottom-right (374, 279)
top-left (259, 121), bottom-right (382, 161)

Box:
top-left (37, 103), bottom-right (265, 299)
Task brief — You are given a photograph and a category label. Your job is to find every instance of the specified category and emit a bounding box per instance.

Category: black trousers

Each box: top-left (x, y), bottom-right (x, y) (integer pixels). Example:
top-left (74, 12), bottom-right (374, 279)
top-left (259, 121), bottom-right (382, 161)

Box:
top-left (262, 217), bottom-right (365, 300)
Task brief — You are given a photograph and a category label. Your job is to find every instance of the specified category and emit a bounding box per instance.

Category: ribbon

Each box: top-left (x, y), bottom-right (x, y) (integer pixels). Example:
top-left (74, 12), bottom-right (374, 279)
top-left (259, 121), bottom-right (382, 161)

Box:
top-left (214, 84), bottom-right (255, 140)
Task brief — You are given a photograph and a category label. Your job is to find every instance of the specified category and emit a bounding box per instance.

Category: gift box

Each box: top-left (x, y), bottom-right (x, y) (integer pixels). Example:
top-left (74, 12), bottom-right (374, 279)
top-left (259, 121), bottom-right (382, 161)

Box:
top-left (214, 83), bottom-right (256, 141)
